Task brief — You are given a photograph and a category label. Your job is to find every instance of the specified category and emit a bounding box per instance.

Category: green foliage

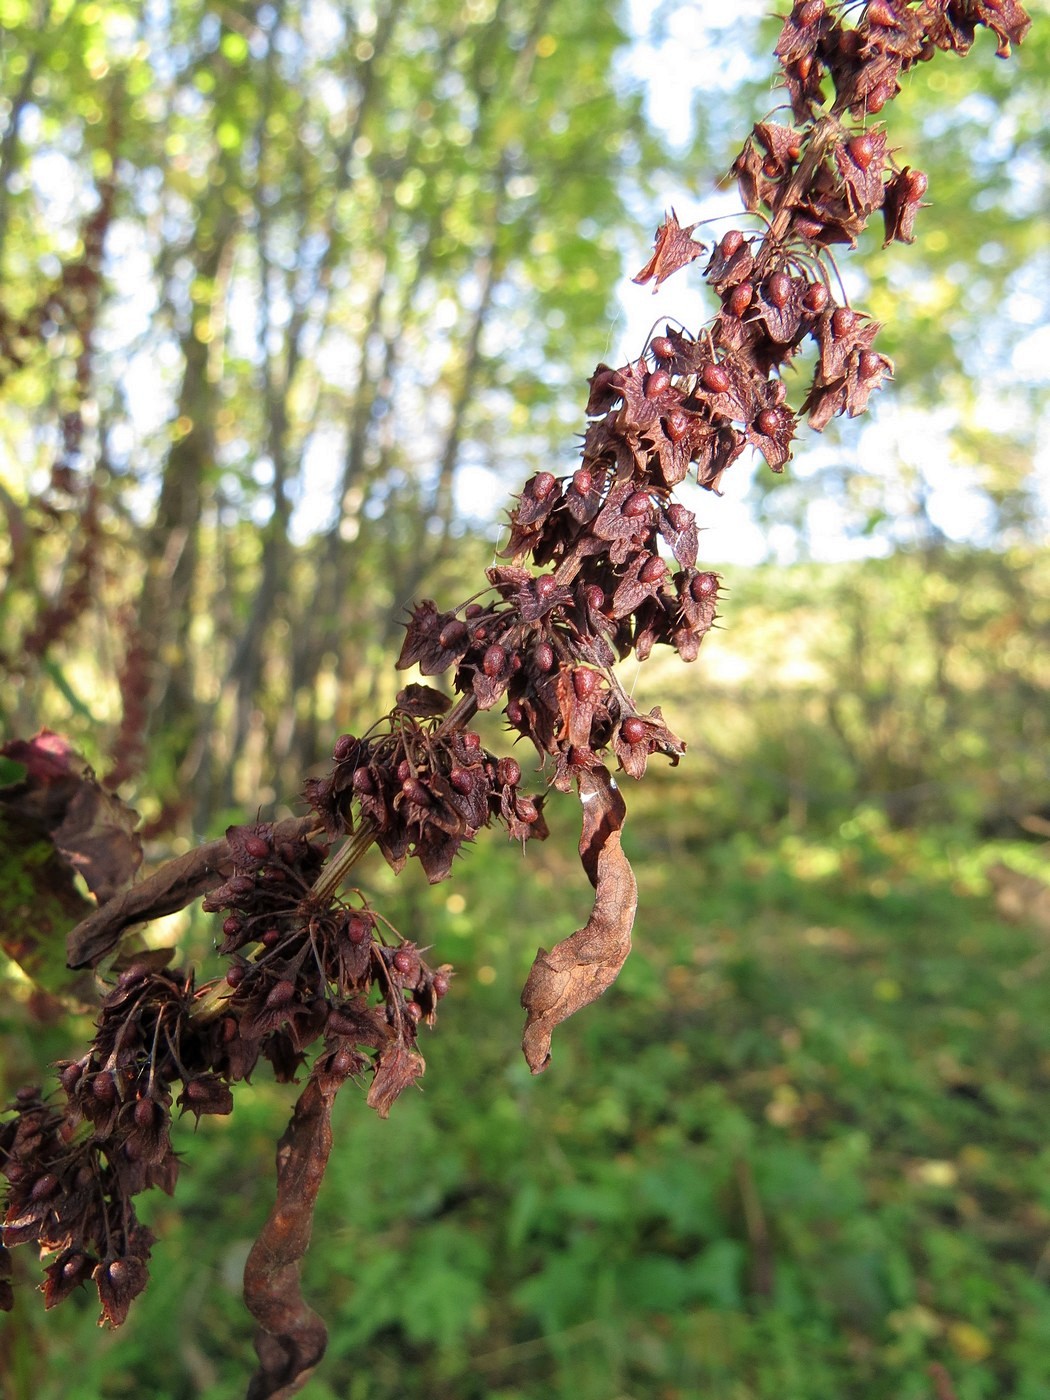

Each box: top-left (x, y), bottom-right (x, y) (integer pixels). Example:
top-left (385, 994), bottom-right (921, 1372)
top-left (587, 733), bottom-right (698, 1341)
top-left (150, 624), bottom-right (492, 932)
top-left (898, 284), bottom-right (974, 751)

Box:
top-left (4, 814), bottom-right (1048, 1399)
top-left (641, 545), bottom-right (1049, 836)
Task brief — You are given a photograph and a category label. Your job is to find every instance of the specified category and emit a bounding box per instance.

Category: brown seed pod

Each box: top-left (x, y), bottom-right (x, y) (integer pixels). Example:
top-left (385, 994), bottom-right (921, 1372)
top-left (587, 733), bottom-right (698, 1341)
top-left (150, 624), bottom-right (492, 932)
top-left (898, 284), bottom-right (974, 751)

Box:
top-left (573, 668), bottom-right (600, 700)
top-left (497, 757), bottom-right (522, 787)
top-left (728, 281), bottom-right (754, 317)
top-left (482, 644), bottom-right (507, 677)
top-left (702, 362), bottom-right (731, 393)
top-left (621, 717), bottom-right (648, 745)
top-left (664, 408), bottom-right (690, 443)
top-left (767, 271), bottom-right (792, 308)
top-left (639, 555), bottom-right (668, 584)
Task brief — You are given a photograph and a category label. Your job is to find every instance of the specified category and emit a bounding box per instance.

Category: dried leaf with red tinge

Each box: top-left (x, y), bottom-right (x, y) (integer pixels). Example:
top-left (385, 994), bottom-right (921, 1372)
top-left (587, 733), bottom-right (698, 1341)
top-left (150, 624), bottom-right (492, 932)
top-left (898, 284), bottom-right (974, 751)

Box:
top-left (632, 211), bottom-right (705, 290)
top-left (244, 1076), bottom-right (337, 1400)
top-left (1, 731), bottom-right (142, 903)
top-left (521, 766), bottom-right (637, 1072)
top-left (367, 1038), bottom-right (426, 1118)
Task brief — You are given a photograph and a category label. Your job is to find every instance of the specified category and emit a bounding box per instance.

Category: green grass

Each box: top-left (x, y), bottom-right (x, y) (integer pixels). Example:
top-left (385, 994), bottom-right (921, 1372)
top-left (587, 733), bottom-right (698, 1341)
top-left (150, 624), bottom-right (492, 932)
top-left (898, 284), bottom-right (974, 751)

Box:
top-left (3, 803), bottom-right (1049, 1400)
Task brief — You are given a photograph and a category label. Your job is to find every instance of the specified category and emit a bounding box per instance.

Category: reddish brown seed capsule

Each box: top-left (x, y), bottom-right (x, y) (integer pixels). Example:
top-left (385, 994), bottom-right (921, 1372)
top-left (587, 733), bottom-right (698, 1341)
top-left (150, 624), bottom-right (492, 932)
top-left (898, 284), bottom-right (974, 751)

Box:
top-left (226, 964), bottom-right (247, 988)
top-left (762, 156), bottom-right (781, 180)
top-left (393, 949), bottom-right (415, 976)
top-left (848, 133), bottom-right (875, 170)
top-left (720, 229), bottom-right (743, 257)
top-left (93, 1073), bottom-right (117, 1103)
top-left (866, 0), bottom-right (897, 25)
top-left (464, 603), bottom-right (484, 619)
top-left (667, 503), bottom-right (692, 530)
top-left (701, 362), bottom-right (731, 394)
top-left (572, 468), bottom-right (592, 495)
top-left (438, 619), bottom-right (467, 649)
top-left (449, 766), bottom-right (473, 794)
top-left (482, 644), bottom-right (506, 677)
top-left (266, 979), bottom-right (296, 1009)
top-left (639, 555), bottom-right (668, 584)
top-left (134, 1097), bottom-right (157, 1129)
top-left (222, 915), bottom-right (243, 937)
top-left (261, 928), bottom-right (281, 948)
top-left (534, 641), bottom-right (555, 672)
top-left (535, 574), bottom-right (557, 600)
top-left (664, 408), bottom-right (690, 443)
top-left (59, 1062), bottom-right (83, 1094)
top-left (405, 1000), bottom-right (424, 1022)
top-left (797, 0), bottom-right (825, 24)
top-left (906, 169), bottom-right (928, 199)
top-left (531, 470), bottom-right (557, 499)
top-left (432, 973), bottom-right (451, 999)
top-left (506, 699), bottom-right (525, 725)
top-left (573, 668), bottom-right (600, 700)
top-left (515, 796), bottom-right (539, 823)
top-left (728, 281), bottom-right (753, 317)
top-left (463, 731), bottom-right (482, 751)
top-left (651, 335), bottom-right (675, 361)
top-left (401, 777), bottom-right (430, 805)
top-left (756, 408), bottom-right (780, 437)
top-left (330, 1047), bottom-right (357, 1076)
top-left (646, 369), bottom-right (671, 397)
top-left (621, 717), bottom-right (648, 745)
top-left (832, 307), bottom-right (856, 338)
top-left (352, 765), bottom-right (374, 794)
top-left (690, 572), bottom-right (719, 601)
top-left (396, 759), bottom-right (413, 783)
top-left (497, 757), bottom-right (521, 787)
top-left (803, 282), bottom-right (829, 312)
top-left (585, 585), bottom-right (605, 611)
top-left (624, 491), bottom-right (651, 518)
top-left (333, 734), bottom-right (355, 763)
top-left (858, 350), bottom-right (883, 379)
top-left (767, 271), bottom-right (792, 308)
top-left (228, 875), bottom-right (255, 895)
top-left (347, 915), bottom-right (372, 945)
top-left (31, 1172), bottom-right (59, 1201)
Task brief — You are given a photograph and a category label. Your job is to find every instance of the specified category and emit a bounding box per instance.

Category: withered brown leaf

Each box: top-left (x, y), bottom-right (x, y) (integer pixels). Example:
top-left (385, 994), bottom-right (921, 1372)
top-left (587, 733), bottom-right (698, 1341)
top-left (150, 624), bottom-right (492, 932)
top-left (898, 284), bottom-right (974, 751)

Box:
top-left (521, 766), bottom-right (637, 1072)
top-left (632, 211), bottom-right (705, 291)
top-left (2, 731), bottom-right (142, 904)
top-left (244, 1076), bottom-right (337, 1400)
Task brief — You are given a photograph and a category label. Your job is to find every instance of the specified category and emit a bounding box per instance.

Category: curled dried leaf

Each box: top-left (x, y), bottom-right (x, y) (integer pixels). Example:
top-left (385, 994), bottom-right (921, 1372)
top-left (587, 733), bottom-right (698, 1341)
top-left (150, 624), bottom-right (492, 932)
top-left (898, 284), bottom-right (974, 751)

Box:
top-left (521, 766), bottom-right (637, 1072)
top-left (244, 1077), bottom-right (338, 1400)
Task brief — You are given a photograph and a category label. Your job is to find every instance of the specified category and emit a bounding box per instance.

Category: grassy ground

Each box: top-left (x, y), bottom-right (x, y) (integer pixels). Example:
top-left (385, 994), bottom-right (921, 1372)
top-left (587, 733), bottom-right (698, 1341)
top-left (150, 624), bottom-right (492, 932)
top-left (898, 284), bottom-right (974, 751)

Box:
top-left (3, 795), bottom-right (1049, 1399)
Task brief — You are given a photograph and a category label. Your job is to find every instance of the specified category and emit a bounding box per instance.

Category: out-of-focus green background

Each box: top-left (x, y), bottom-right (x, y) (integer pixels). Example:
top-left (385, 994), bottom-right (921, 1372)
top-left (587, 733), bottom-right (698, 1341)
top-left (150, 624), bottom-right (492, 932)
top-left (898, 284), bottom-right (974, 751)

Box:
top-left (1, 1), bottom-right (1048, 1396)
